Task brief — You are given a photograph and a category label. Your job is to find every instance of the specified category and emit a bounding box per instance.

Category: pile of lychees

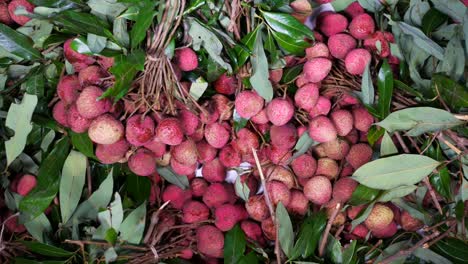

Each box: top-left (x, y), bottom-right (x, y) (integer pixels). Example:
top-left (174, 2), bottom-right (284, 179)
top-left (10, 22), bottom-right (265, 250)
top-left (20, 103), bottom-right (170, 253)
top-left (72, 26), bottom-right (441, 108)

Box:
top-left (0, 0), bottom-right (35, 26)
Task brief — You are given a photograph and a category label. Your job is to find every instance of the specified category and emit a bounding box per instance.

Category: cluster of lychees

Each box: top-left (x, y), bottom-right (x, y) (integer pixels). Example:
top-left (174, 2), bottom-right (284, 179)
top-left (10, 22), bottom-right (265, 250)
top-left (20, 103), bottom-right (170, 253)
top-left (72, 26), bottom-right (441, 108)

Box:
top-left (0, 0), bottom-right (35, 26)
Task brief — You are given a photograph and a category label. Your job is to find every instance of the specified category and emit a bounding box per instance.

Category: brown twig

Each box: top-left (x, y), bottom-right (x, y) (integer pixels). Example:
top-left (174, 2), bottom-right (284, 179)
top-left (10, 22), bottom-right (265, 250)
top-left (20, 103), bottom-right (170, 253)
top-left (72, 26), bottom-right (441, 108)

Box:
top-left (86, 160), bottom-right (92, 198)
top-left (318, 202), bottom-right (341, 257)
top-left (365, 239), bottom-right (383, 257)
top-left (423, 177), bottom-right (443, 214)
top-left (394, 132), bottom-right (410, 153)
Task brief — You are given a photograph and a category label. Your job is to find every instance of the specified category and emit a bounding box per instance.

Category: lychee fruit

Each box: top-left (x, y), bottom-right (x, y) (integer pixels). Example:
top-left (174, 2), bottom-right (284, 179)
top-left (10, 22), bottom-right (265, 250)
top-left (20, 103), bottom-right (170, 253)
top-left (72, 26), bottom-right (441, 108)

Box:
top-left (347, 205), bottom-right (365, 220)
top-left (170, 158), bottom-right (197, 176)
top-left (96, 139), bottom-right (130, 164)
top-left (330, 109), bottom-right (354, 136)
top-left (344, 2), bottom-right (364, 18)
top-left (346, 143), bottom-right (373, 169)
top-left (212, 94), bottom-right (232, 121)
top-left (4, 212), bottom-right (26, 233)
top-left (266, 181), bottom-right (291, 206)
top-left (52, 101), bottom-right (69, 127)
top-left (400, 210), bottom-right (423, 231)
top-left (214, 204), bottom-right (246, 231)
top-left (0, 3), bottom-right (13, 25)
top-left (204, 122), bottom-right (230, 149)
top-left (162, 184), bottom-right (192, 210)
top-left (291, 154), bottom-right (317, 178)
top-left (321, 138), bottom-right (350, 160)
top-left (266, 165), bottom-right (295, 189)
top-left (67, 104), bottom-right (91, 133)
top-left (318, 13), bottom-right (348, 36)
top-left (182, 200), bottom-right (210, 223)
top-left (345, 48), bottom-right (372, 75)
top-left (88, 114), bottom-right (124, 145)
top-left (63, 39), bottom-right (95, 65)
top-left (270, 124), bottom-right (297, 150)
top-left (16, 174), bottom-right (37, 196)
top-left (76, 86), bottom-right (111, 119)
top-left (197, 140), bottom-right (218, 163)
top-left (316, 158), bottom-right (339, 180)
top-left (57, 75), bottom-right (80, 105)
top-left (261, 218), bottom-right (276, 241)
top-left (352, 107), bottom-right (374, 132)
top-left (125, 114), bottom-right (155, 146)
top-left (349, 13), bottom-right (375, 40)
top-left (286, 189), bottom-right (309, 215)
top-left (308, 115), bottom-right (337, 143)
top-left (233, 128), bottom-right (259, 154)
top-left (241, 220), bottom-right (265, 244)
top-left (175, 48), bottom-right (198, 72)
top-left (328, 33), bottom-right (357, 59)
top-left (97, 56), bottom-right (114, 70)
top-left (294, 83), bottom-right (320, 112)
top-left (143, 137), bottom-right (167, 158)
top-left (171, 139), bottom-right (198, 166)
top-left (235, 91), bottom-right (264, 119)
top-left (214, 73), bottom-right (237, 95)
top-left (332, 177), bottom-right (358, 203)
top-left (78, 65), bottom-right (106, 86)
top-left (155, 118), bottom-right (184, 146)
top-left (202, 158), bottom-right (226, 183)
top-left (8, 0), bottom-right (34, 25)
top-left (305, 42), bottom-right (329, 59)
top-left (303, 58), bottom-right (332, 83)
top-left (196, 225), bottom-right (224, 258)
top-left (308, 96), bottom-right (331, 118)
top-left (202, 183), bottom-right (230, 208)
top-left (245, 195), bottom-right (270, 221)
top-left (251, 108), bottom-right (269, 125)
top-left (179, 109), bottom-right (199, 136)
top-left (372, 221), bottom-right (397, 238)
top-left (364, 203), bottom-right (394, 231)
top-left (265, 145), bottom-right (292, 166)
top-left (269, 69), bottom-right (283, 83)
top-left (190, 178), bottom-right (209, 197)
top-left (304, 176), bottom-right (332, 205)
top-left (266, 98), bottom-right (294, 126)
top-left (219, 144), bottom-right (241, 168)
top-left (128, 149), bottom-right (156, 176)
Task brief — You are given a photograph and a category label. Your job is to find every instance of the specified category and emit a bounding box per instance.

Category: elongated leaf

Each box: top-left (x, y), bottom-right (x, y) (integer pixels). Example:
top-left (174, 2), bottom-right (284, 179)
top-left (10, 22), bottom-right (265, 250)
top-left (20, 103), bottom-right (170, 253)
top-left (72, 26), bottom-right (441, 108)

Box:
top-left (20, 137), bottom-right (70, 219)
top-left (126, 173), bottom-right (151, 205)
top-left (5, 94), bottom-right (38, 166)
top-left (60, 150), bottom-right (87, 223)
top-left (351, 202), bottom-right (374, 229)
top-left (0, 24), bottom-right (42, 60)
top-left (290, 212), bottom-right (327, 260)
top-left (21, 241), bottom-right (73, 257)
top-left (69, 131), bottom-right (95, 158)
top-left (342, 240), bottom-right (357, 264)
top-left (432, 238), bottom-right (468, 264)
top-left (277, 202), bottom-right (294, 258)
top-left (293, 132), bottom-right (317, 159)
top-left (348, 185), bottom-right (380, 206)
top-left (54, 11), bottom-right (113, 39)
top-left (261, 11), bottom-right (314, 39)
top-left (352, 154), bottom-right (440, 190)
top-left (380, 132), bottom-right (398, 157)
top-left (438, 34), bottom-right (465, 81)
top-left (431, 0), bottom-right (466, 21)
top-left (130, 0), bottom-right (156, 48)
top-left (24, 214), bottom-right (52, 243)
top-left (377, 107), bottom-right (464, 136)
top-left (281, 63), bottom-right (303, 84)
top-left (377, 60), bottom-right (393, 118)
top-left (157, 167), bottom-right (189, 189)
top-left (238, 251), bottom-right (259, 264)
top-left (270, 30), bottom-right (309, 55)
top-left (249, 30), bottom-right (273, 102)
top-left (378, 185), bottom-right (417, 202)
top-left (361, 62), bottom-right (374, 105)
top-left (431, 75), bottom-right (468, 112)
top-left (430, 167), bottom-right (452, 199)
top-left (413, 248), bottom-right (452, 264)
top-left (235, 176), bottom-right (250, 202)
top-left (224, 224), bottom-right (246, 264)
top-left (326, 235), bottom-right (343, 264)
top-left (234, 25), bottom-right (260, 69)
top-left (331, 0), bottom-right (355, 11)
top-left (375, 240), bottom-right (411, 263)
top-left (392, 198), bottom-right (429, 223)
top-left (120, 202), bottom-right (146, 244)
top-left (358, 0), bottom-right (383, 12)
top-left (422, 8), bottom-right (448, 34)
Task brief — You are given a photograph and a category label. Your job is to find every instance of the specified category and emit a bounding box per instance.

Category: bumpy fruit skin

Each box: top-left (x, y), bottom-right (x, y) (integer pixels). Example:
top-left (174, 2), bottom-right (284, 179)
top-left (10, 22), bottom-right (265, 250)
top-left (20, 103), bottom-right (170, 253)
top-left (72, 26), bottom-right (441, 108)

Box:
top-left (8, 0), bottom-right (34, 25)
top-left (233, 128), bottom-right (259, 154)
top-left (266, 181), bottom-right (291, 206)
top-left (303, 58), bottom-right (332, 83)
top-left (364, 204), bottom-right (394, 231)
top-left (196, 225), bottom-right (224, 258)
top-left (128, 149), bottom-right (156, 176)
top-left (294, 83), bottom-right (320, 111)
top-left (330, 109), bottom-right (354, 136)
top-left (76, 86), bottom-right (112, 119)
top-left (214, 73), bottom-right (237, 95)
top-left (245, 195), bottom-right (270, 221)
top-left (349, 13), bottom-right (375, 40)
top-left (251, 109), bottom-right (269, 125)
top-left (261, 218), bottom-right (276, 240)
top-left (88, 114), bottom-right (124, 145)
top-left (291, 154), bottom-right (317, 178)
top-left (235, 91), bottom-right (264, 119)
top-left (345, 48), bottom-right (372, 75)
top-left (364, 31), bottom-right (391, 57)
top-left (95, 139), bottom-right (130, 164)
top-left (266, 145), bottom-right (292, 166)
top-left (270, 124), bottom-right (297, 150)
top-left (305, 42), bottom-right (329, 59)
top-left (0, 3), bottom-right (13, 25)
top-left (78, 65), bottom-right (106, 86)
top-left (214, 204), bottom-right (246, 231)
top-left (316, 158), bottom-right (339, 180)
top-left (179, 109), bottom-right (199, 136)
top-left (4, 211), bottom-right (26, 233)
top-left (372, 221), bottom-right (397, 238)
top-left (219, 144), bottom-right (241, 167)
top-left (346, 143), bottom-right (373, 169)
top-left (63, 39), bottom-right (95, 65)
top-left (162, 185), bottom-right (192, 209)
top-left (328, 33), bottom-right (357, 59)
top-left (267, 166), bottom-right (295, 189)
top-left (143, 136), bottom-right (166, 158)
top-left (319, 13), bottom-right (348, 36)
top-left (202, 158), bottom-right (225, 183)
top-left (241, 220), bottom-right (264, 244)
top-left (400, 210), bottom-right (423, 231)
top-left (345, 2), bottom-right (364, 18)
top-left (203, 183), bottom-right (230, 208)
top-left (321, 138), bottom-right (350, 160)
top-left (53, 101), bottom-right (69, 127)
top-left (309, 96), bottom-right (331, 118)
top-left (352, 107), bottom-right (374, 132)
top-left (213, 94), bottom-right (232, 121)
top-left (175, 48), bottom-right (198, 71)
top-left (179, 249), bottom-right (193, 260)
top-left (98, 56), bottom-right (114, 70)
top-left (286, 189), bottom-right (309, 215)
top-left (197, 140), bottom-right (218, 163)
top-left (332, 177), bottom-right (358, 202)
top-left (170, 158), bottom-right (197, 176)
top-left (308, 115), bottom-right (337, 143)
top-left (67, 104), bottom-right (92, 133)
top-left (190, 178), bottom-right (209, 197)
top-left (57, 75), bottom-right (80, 105)
top-left (204, 122), bottom-right (230, 149)
top-left (16, 174), bottom-right (37, 196)
top-left (304, 176), bottom-right (332, 205)
top-left (155, 118), bottom-right (184, 146)
top-left (347, 205), bottom-right (365, 220)
top-left (350, 224), bottom-right (368, 239)
top-left (266, 98), bottom-right (294, 126)
top-left (172, 139), bottom-right (198, 166)
top-left (182, 200), bottom-right (210, 223)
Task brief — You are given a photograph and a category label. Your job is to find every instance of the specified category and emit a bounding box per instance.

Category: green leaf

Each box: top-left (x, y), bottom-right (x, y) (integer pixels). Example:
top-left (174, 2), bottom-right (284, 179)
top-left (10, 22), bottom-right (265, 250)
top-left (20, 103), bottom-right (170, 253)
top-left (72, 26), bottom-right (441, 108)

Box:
top-left (378, 185), bottom-right (417, 202)
top-left (69, 131), bottom-right (95, 158)
top-left (189, 77), bottom-right (208, 101)
top-left (326, 235), bottom-right (343, 264)
top-left (88, 0), bottom-right (127, 20)
top-left (87, 34), bottom-right (107, 54)
top-left (53, 11), bottom-right (113, 39)
top-left (249, 30), bottom-right (274, 102)
top-left (21, 241), bottom-right (73, 257)
top-left (224, 224), bottom-right (247, 264)
top-left (352, 154), bottom-right (440, 190)
top-left (235, 175), bottom-right (250, 202)
top-left (5, 94), bottom-right (38, 166)
top-left (375, 240), bottom-right (411, 264)
top-left (293, 132), bottom-right (318, 159)
top-left (422, 8), bottom-right (448, 34)
top-left (24, 70), bottom-right (45, 97)
top-left (101, 49), bottom-right (145, 101)
top-left (430, 167), bottom-right (452, 199)
top-left (348, 185), bottom-right (380, 206)
top-left (270, 30), bottom-right (309, 55)
top-left (366, 126), bottom-right (385, 146)
top-left (380, 132), bottom-right (398, 157)
top-left (261, 11), bottom-right (314, 40)
top-left (377, 60), bottom-right (393, 118)
top-left (413, 248), bottom-right (452, 264)
top-left (156, 167), bottom-right (189, 189)
top-left (60, 150), bottom-right (87, 223)
top-left (431, 75), bottom-right (468, 112)
top-left (342, 240), bottom-right (357, 264)
top-left (277, 202), bottom-right (294, 258)
top-left (0, 24), bottom-right (42, 60)
top-left (392, 198), bottom-right (429, 223)
top-left (238, 251), bottom-right (259, 264)
top-left (432, 238), bottom-right (468, 264)
top-left (20, 137), bottom-right (70, 219)
top-left (358, 0), bottom-right (383, 12)
top-left (437, 35), bottom-right (465, 81)
top-left (351, 202), bottom-right (374, 229)
top-left (290, 212), bottom-right (327, 260)
top-left (130, 0), bottom-right (156, 48)
top-left (431, 0), bottom-right (467, 21)
top-left (233, 25), bottom-right (260, 69)
top-left (281, 63), bottom-right (303, 84)
top-left (24, 214), bottom-right (52, 243)
top-left (125, 173), bottom-right (151, 205)
top-left (105, 228), bottom-right (118, 245)
top-left (14, 258), bottom-right (67, 264)
top-left (119, 202), bottom-right (147, 244)
top-left (331, 0), bottom-right (355, 11)
top-left (377, 107), bottom-right (464, 136)
top-left (361, 62), bottom-right (374, 106)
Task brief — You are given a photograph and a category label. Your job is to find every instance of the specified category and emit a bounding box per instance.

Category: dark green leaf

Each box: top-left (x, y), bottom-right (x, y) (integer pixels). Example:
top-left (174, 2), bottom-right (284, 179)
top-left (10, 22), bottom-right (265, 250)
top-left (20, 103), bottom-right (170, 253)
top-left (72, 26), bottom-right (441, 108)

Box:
top-left (183, 0), bottom-right (205, 15)
top-left (0, 24), bottom-right (42, 60)
top-left (25, 71), bottom-right (45, 97)
top-left (290, 212), bottom-right (327, 260)
top-left (234, 116), bottom-right (248, 132)
top-left (430, 167), bottom-right (452, 199)
top-left (126, 173), bottom-right (151, 205)
top-left (238, 251), bottom-right (259, 264)
top-left (394, 79), bottom-right (425, 99)
top-left (234, 25), bottom-right (261, 69)
top-left (20, 137), bottom-right (70, 219)
top-left (261, 11), bottom-right (314, 40)
top-left (343, 240), bottom-right (357, 264)
top-left (224, 224), bottom-right (246, 264)
top-left (53, 11), bottom-right (113, 39)
top-left (101, 50), bottom-right (145, 101)
top-left (413, 248), bottom-right (452, 264)
top-left (431, 74), bottom-right (468, 112)
top-left (366, 126), bottom-right (384, 146)
top-left (377, 60), bottom-right (393, 118)
top-left (348, 185), bottom-right (380, 206)
top-left (157, 167), bottom-right (189, 189)
top-left (281, 63), bottom-right (303, 84)
top-left (130, 0), bottom-right (156, 48)
top-left (28, 0), bottom-right (73, 8)
top-left (105, 227), bottom-right (118, 245)
top-left (69, 131), bottom-right (95, 158)
top-left (326, 235), bottom-right (343, 264)
top-left (361, 62), bottom-right (374, 106)
top-left (271, 30), bottom-right (309, 55)
top-left (60, 150), bottom-right (87, 223)
top-left (432, 238), bottom-right (468, 264)
top-left (422, 8), bottom-right (448, 34)
top-left (351, 202), bottom-right (374, 229)
top-left (14, 258), bottom-right (66, 264)
top-left (21, 241), bottom-right (73, 257)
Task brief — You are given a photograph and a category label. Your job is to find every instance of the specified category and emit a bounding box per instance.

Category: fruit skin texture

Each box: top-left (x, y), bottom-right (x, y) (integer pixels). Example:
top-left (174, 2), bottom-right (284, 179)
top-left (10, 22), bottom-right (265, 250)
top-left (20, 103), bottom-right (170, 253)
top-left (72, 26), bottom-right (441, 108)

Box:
top-left (4, 211), bottom-right (26, 233)
top-left (286, 189), bottom-right (309, 215)
top-left (175, 48), bottom-right (198, 71)
top-left (350, 224), bottom-right (368, 239)
top-left (294, 83), bottom-right (320, 111)
top-left (345, 48), bottom-right (372, 75)
top-left (309, 96), bottom-right (331, 118)
top-left (235, 91), bottom-right (264, 119)
top-left (219, 144), bottom-right (241, 167)
top-left (162, 185), bottom-right (192, 209)
top-left (270, 124), bottom-right (297, 150)
top-left (76, 86), bottom-right (112, 119)
top-left (202, 158), bottom-right (225, 183)
top-left (328, 33), bottom-right (357, 59)
top-left (305, 42), bottom-right (329, 59)
top-left (245, 195), bottom-right (270, 221)
top-left (63, 39), bottom-right (95, 65)
top-left (190, 178), bottom-right (209, 197)
top-left (172, 139), bottom-right (198, 166)
top-left (67, 104), bottom-right (92, 133)
top-left (261, 218), bottom-right (276, 240)
top-left (332, 177), bottom-right (358, 202)
top-left (234, 128), bottom-right (259, 154)
top-left (78, 65), bottom-right (106, 86)
top-left (346, 143), bottom-right (373, 169)
top-left (179, 109), bottom-right (199, 136)
top-left (196, 225), bottom-right (224, 258)
top-left (8, 0), bottom-right (34, 25)
top-left (319, 13), bottom-right (348, 36)
top-left (321, 138), bottom-right (350, 160)
top-left (128, 149), bottom-right (156, 176)
top-left (57, 75), bottom-right (80, 105)
top-left (291, 154), bottom-right (317, 178)
top-left (267, 165), bottom-right (295, 189)
top-left (352, 107), bottom-right (374, 132)
top-left (143, 137), bottom-right (167, 158)
top-left (214, 73), bottom-right (237, 95)
top-left (349, 13), bottom-right (375, 40)
top-left (125, 114), bottom-right (156, 146)
top-left (197, 140), bottom-right (218, 163)
top-left (204, 122), bottom-right (230, 149)
top-left (266, 181), bottom-right (291, 206)
top-left (308, 115), bottom-right (337, 143)
top-left (266, 98), bottom-right (294, 126)
top-left (304, 176), bottom-right (332, 205)
top-left (182, 200), bottom-right (210, 223)
top-left (214, 204), bottom-right (246, 231)
top-left (171, 158), bottom-right (197, 176)
top-left (400, 210), bottom-right (423, 231)
top-left (241, 220), bottom-right (264, 244)
top-left (0, 3), bottom-right (13, 25)
top-left (316, 158), bottom-right (339, 180)
top-left (303, 58), bottom-right (332, 83)
top-left (372, 221), bottom-right (397, 238)
top-left (88, 114), bottom-right (124, 145)
top-left (155, 118), bottom-right (184, 146)
top-left (364, 204), bottom-right (394, 231)
top-left (53, 101), bottom-right (69, 127)
top-left (16, 174), bottom-right (37, 196)
top-left (345, 2), bottom-right (365, 18)
top-left (330, 109), bottom-right (354, 136)
top-left (202, 183), bottom-right (230, 208)
top-left (95, 139), bottom-right (130, 164)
